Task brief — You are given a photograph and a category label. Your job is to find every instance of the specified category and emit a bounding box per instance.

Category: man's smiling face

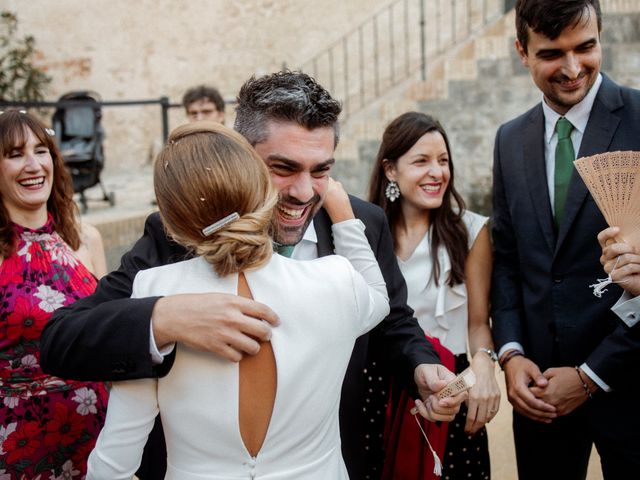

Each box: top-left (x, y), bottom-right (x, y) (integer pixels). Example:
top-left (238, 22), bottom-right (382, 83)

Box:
top-left (253, 121), bottom-right (335, 246)
top-left (516, 5), bottom-right (602, 114)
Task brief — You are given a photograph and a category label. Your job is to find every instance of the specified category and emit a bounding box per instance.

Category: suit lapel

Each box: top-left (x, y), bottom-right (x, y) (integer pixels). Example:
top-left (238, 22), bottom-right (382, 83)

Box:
top-left (313, 208), bottom-right (335, 257)
top-left (555, 76), bottom-right (622, 254)
top-left (523, 105), bottom-right (556, 254)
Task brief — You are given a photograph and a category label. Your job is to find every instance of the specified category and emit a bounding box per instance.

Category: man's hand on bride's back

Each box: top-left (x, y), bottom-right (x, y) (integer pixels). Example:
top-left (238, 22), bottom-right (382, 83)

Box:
top-left (152, 293), bottom-right (280, 362)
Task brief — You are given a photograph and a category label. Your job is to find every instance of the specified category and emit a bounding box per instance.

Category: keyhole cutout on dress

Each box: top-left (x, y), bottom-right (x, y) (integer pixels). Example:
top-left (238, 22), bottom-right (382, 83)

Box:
top-left (237, 272), bottom-right (277, 457)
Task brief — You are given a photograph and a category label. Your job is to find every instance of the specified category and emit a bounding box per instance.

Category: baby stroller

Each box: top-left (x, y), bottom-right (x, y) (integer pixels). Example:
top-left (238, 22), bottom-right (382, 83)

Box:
top-left (52, 91), bottom-right (115, 213)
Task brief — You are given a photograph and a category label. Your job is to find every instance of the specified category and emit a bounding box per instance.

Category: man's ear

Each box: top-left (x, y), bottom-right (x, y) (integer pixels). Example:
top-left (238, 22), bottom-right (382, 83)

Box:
top-left (382, 160), bottom-right (396, 182)
top-left (515, 39), bottom-right (529, 68)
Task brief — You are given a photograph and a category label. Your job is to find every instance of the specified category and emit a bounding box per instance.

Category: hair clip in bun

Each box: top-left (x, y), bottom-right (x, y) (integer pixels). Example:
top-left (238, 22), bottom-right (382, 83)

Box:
top-left (202, 212), bottom-right (240, 236)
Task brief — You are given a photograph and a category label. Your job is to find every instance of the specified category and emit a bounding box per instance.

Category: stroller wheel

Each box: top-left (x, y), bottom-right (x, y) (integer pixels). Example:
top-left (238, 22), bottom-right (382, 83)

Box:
top-left (107, 191), bottom-right (116, 207)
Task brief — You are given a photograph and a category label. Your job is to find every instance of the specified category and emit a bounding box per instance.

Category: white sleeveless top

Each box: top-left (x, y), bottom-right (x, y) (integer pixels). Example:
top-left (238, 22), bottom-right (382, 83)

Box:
top-left (397, 210), bottom-right (488, 354)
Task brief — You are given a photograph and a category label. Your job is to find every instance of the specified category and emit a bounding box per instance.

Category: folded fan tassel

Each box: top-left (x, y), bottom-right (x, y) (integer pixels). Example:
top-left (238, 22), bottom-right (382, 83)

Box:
top-left (413, 413), bottom-right (443, 476)
top-left (589, 276), bottom-right (612, 298)
top-left (590, 256), bottom-right (624, 298)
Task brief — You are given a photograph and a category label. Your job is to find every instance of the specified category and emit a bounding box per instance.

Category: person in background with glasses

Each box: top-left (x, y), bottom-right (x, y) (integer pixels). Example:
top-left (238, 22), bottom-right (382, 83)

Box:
top-left (182, 84), bottom-right (225, 124)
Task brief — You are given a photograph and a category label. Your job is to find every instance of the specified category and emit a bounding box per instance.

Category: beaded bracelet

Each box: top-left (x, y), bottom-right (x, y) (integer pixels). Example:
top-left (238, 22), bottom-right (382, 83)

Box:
top-left (574, 366), bottom-right (593, 399)
top-left (499, 350), bottom-right (523, 370)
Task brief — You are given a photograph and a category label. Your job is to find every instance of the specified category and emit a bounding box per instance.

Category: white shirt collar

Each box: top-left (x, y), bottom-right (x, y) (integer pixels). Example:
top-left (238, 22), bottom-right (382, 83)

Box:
top-left (288, 218), bottom-right (319, 260)
top-left (543, 73), bottom-right (602, 144)
top-left (303, 219), bottom-right (318, 244)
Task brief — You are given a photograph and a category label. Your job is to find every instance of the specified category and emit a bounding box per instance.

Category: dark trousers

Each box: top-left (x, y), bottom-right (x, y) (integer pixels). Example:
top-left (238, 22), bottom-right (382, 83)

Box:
top-left (513, 409), bottom-right (591, 480)
top-left (513, 385), bottom-right (640, 480)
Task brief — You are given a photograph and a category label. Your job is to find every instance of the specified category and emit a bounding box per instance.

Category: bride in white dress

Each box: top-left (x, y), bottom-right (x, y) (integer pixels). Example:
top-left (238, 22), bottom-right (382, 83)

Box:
top-left (87, 122), bottom-right (390, 479)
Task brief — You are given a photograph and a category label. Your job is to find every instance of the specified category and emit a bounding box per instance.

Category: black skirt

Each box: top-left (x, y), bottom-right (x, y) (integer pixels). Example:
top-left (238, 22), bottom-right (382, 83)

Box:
top-left (441, 354), bottom-right (491, 480)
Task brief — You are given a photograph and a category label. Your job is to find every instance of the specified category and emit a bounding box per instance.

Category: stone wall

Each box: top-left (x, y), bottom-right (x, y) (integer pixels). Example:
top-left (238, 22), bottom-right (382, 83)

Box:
top-left (5, 0), bottom-right (391, 171)
top-left (332, 7), bottom-right (640, 214)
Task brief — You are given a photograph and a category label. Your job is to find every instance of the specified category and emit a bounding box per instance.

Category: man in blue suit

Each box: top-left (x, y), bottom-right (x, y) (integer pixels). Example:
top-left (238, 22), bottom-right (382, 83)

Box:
top-left (491, 1), bottom-right (640, 478)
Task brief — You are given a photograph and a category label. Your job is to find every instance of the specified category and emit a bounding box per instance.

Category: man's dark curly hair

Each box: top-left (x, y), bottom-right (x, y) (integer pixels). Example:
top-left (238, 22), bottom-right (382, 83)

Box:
top-left (234, 70), bottom-right (342, 146)
top-left (516, 0), bottom-right (601, 54)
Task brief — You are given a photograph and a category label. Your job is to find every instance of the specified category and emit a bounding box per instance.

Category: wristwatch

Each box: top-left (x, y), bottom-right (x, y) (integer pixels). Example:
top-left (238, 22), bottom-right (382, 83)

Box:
top-left (478, 348), bottom-right (498, 363)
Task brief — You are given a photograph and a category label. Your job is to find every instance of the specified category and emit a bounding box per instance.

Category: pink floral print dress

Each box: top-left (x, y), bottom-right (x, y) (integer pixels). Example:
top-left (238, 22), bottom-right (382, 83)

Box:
top-left (0, 215), bottom-right (108, 479)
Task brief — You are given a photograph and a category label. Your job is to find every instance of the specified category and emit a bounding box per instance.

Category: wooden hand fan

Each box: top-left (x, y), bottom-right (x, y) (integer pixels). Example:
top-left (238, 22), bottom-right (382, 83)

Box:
top-left (573, 151), bottom-right (640, 249)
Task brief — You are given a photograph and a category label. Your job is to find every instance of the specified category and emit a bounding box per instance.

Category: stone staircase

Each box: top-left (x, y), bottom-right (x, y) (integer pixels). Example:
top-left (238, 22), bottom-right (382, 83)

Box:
top-left (332, 4), bottom-right (640, 212)
top-left (92, 2), bottom-right (640, 270)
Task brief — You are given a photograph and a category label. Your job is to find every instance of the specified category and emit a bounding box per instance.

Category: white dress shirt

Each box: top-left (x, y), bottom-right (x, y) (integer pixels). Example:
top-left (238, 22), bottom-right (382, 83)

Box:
top-left (542, 73), bottom-right (602, 215)
top-left (612, 291), bottom-right (640, 327)
top-left (397, 210), bottom-right (488, 355)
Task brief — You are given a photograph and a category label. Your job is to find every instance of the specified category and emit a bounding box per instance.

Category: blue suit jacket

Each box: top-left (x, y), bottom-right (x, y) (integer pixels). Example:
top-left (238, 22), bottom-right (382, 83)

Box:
top-left (491, 73), bottom-right (640, 389)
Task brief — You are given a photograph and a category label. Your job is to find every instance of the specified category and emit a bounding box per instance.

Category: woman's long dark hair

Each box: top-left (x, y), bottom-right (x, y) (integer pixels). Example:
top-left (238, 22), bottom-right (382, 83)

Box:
top-left (0, 109), bottom-right (80, 257)
top-left (368, 112), bottom-right (468, 287)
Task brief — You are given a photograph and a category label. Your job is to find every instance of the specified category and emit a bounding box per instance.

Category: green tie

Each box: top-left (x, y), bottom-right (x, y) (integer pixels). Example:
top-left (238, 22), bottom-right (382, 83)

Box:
top-left (554, 117), bottom-right (575, 229)
top-left (274, 243), bottom-right (295, 258)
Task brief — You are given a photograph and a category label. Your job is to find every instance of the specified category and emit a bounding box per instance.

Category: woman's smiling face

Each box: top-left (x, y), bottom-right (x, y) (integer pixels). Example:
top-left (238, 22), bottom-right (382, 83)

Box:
top-left (385, 130), bottom-right (451, 215)
top-left (0, 127), bottom-right (54, 220)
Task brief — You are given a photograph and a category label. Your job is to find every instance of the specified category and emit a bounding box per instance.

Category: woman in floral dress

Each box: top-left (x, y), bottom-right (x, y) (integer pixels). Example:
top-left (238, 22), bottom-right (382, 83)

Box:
top-left (0, 110), bottom-right (108, 479)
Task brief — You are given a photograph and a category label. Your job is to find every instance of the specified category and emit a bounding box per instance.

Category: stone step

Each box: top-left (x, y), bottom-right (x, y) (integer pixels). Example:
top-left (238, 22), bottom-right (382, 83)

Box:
top-left (338, 9), bottom-right (640, 206)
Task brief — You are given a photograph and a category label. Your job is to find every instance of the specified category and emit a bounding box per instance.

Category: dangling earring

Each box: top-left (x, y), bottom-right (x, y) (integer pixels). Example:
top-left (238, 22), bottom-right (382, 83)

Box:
top-left (385, 181), bottom-right (400, 202)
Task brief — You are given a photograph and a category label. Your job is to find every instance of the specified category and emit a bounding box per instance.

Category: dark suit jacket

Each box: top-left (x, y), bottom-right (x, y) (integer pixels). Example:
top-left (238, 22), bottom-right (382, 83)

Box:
top-left (41, 195), bottom-right (438, 479)
top-left (491, 73), bottom-right (640, 394)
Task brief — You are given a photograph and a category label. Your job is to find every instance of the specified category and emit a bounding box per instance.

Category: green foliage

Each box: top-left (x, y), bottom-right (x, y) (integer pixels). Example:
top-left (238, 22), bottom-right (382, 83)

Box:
top-left (0, 11), bottom-right (51, 102)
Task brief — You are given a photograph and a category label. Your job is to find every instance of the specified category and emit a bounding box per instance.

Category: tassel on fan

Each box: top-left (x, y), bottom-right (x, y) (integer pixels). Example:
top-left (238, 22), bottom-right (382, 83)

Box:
top-left (574, 151), bottom-right (640, 250)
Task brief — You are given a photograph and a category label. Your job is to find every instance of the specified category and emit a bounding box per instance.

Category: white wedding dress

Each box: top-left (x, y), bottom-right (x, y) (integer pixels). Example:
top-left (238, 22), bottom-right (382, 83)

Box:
top-left (87, 220), bottom-right (389, 479)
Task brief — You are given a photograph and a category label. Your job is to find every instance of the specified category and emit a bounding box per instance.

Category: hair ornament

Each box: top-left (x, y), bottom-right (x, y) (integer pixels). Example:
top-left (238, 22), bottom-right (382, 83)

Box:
top-left (202, 212), bottom-right (240, 236)
top-left (45, 128), bottom-right (55, 137)
top-left (0, 109), bottom-right (27, 115)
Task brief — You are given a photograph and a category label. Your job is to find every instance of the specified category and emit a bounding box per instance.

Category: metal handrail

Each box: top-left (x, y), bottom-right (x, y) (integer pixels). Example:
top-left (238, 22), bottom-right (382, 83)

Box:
top-left (0, 97), bottom-right (237, 142)
top-left (0, 97), bottom-right (174, 142)
top-left (294, 0), bottom-right (640, 120)
top-left (295, 0), bottom-right (506, 121)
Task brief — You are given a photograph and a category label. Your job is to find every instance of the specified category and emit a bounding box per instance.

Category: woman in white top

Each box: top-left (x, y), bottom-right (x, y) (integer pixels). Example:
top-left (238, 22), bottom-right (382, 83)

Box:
top-left (368, 112), bottom-right (500, 479)
top-left (87, 122), bottom-right (390, 479)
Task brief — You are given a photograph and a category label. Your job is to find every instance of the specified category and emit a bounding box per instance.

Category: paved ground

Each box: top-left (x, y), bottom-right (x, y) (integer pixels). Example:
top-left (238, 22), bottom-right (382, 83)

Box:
top-left (77, 165), bottom-right (157, 270)
top-left (79, 165), bottom-right (156, 227)
top-left (84, 166), bottom-right (604, 479)
top-left (488, 373), bottom-right (602, 480)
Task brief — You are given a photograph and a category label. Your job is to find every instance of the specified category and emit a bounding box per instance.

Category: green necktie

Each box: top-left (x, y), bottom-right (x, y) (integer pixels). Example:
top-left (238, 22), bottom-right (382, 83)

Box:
top-left (554, 117), bottom-right (575, 229)
top-left (274, 243), bottom-right (295, 258)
